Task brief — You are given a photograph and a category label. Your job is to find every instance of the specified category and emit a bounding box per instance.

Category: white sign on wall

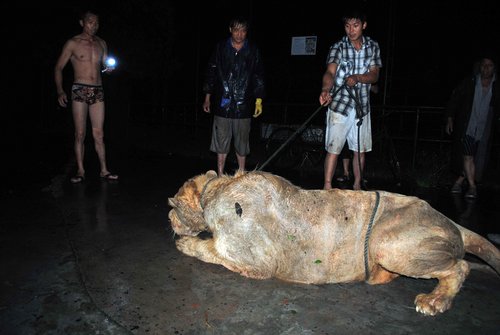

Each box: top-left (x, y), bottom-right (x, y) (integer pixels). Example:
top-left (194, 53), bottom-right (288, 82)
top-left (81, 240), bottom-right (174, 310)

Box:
top-left (291, 36), bottom-right (317, 56)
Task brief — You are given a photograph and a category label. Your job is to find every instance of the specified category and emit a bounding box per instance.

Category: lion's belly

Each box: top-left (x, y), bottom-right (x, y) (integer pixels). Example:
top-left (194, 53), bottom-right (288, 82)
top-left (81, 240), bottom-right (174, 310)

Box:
top-left (276, 250), bottom-right (367, 284)
top-left (213, 221), bottom-right (367, 284)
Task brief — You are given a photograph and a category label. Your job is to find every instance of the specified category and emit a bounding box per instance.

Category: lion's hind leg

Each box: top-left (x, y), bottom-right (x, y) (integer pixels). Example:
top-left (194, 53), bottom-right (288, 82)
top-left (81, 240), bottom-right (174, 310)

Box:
top-left (414, 259), bottom-right (470, 316)
top-left (367, 264), bottom-right (399, 284)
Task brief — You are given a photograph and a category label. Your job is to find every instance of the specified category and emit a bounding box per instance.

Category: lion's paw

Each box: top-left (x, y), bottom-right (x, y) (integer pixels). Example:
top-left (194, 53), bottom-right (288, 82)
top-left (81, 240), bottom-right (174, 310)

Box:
top-left (175, 236), bottom-right (199, 257)
top-left (414, 293), bottom-right (452, 316)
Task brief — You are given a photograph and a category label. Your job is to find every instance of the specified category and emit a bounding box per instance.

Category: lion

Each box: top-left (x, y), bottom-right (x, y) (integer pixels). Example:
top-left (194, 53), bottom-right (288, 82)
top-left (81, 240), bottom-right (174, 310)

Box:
top-left (168, 170), bottom-right (500, 316)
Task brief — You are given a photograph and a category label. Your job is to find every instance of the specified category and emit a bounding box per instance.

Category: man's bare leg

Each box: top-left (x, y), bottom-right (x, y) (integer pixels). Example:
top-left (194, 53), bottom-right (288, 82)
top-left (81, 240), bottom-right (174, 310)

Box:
top-left (72, 102), bottom-right (88, 179)
top-left (236, 153), bottom-right (246, 173)
top-left (352, 151), bottom-right (365, 190)
top-left (324, 152), bottom-right (339, 190)
top-left (342, 158), bottom-right (350, 178)
top-left (454, 175), bottom-right (465, 186)
top-left (217, 153), bottom-right (227, 176)
top-left (89, 102), bottom-right (117, 180)
top-left (463, 155), bottom-right (475, 188)
top-left (463, 155), bottom-right (477, 197)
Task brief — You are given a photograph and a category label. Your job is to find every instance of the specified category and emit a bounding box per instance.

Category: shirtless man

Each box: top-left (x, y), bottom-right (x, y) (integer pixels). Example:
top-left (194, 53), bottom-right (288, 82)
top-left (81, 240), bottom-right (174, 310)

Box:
top-left (54, 10), bottom-right (118, 183)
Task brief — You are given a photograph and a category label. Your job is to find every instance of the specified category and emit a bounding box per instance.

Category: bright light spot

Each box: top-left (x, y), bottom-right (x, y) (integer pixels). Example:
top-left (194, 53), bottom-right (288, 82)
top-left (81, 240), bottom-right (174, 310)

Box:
top-left (105, 57), bottom-right (116, 67)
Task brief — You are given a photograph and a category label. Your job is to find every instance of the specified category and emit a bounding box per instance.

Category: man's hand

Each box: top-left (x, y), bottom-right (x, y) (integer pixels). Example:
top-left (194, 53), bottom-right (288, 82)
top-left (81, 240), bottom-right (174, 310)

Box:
top-left (319, 90), bottom-right (332, 106)
top-left (445, 117), bottom-right (453, 135)
top-left (57, 92), bottom-right (68, 108)
top-left (203, 95), bottom-right (211, 113)
top-left (253, 98), bottom-right (263, 118)
top-left (346, 74), bottom-right (360, 87)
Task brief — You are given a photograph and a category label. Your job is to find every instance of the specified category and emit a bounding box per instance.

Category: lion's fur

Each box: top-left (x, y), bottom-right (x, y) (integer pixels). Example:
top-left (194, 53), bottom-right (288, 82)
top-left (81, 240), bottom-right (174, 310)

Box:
top-left (168, 170), bottom-right (500, 315)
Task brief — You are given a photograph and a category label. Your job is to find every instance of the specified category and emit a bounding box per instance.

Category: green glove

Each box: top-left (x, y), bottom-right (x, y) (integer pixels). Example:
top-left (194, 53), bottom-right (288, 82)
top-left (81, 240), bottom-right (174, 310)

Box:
top-left (253, 98), bottom-right (263, 118)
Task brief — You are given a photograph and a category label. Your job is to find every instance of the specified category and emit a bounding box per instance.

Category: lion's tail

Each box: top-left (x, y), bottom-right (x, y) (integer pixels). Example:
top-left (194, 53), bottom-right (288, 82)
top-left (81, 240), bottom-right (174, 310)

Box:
top-left (456, 224), bottom-right (500, 276)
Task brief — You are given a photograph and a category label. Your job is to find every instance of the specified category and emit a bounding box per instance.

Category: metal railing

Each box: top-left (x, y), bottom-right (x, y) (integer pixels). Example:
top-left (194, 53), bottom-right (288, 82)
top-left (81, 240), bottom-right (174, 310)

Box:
top-left (126, 101), bottom-right (499, 175)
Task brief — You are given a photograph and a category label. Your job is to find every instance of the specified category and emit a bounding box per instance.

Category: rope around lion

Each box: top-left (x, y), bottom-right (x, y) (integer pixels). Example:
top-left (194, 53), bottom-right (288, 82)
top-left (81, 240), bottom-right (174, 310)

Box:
top-left (364, 191), bottom-right (380, 281)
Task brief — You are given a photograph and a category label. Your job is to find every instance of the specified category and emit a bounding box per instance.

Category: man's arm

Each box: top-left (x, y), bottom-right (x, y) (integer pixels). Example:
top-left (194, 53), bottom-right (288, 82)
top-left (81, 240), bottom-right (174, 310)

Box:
top-left (445, 85), bottom-right (462, 135)
top-left (100, 39), bottom-right (112, 73)
top-left (202, 46), bottom-right (218, 95)
top-left (101, 40), bottom-right (108, 63)
top-left (319, 63), bottom-right (338, 106)
top-left (345, 65), bottom-right (379, 88)
top-left (355, 65), bottom-right (379, 84)
top-left (54, 40), bottom-right (73, 107)
top-left (203, 93), bottom-right (211, 113)
top-left (252, 47), bottom-right (265, 99)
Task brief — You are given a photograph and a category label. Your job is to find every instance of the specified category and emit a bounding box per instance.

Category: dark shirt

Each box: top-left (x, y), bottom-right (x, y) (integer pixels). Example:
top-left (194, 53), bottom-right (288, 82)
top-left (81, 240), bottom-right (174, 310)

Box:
top-left (203, 38), bottom-right (265, 119)
top-left (446, 74), bottom-right (500, 176)
top-left (447, 75), bottom-right (499, 140)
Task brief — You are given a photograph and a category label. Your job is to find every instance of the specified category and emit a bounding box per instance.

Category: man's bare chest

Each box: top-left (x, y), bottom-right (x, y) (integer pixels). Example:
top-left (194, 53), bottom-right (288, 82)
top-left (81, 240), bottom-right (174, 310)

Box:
top-left (74, 39), bottom-right (103, 62)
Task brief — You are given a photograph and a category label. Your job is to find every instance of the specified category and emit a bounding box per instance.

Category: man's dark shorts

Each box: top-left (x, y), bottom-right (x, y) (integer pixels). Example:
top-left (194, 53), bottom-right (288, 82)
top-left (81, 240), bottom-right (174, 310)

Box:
top-left (210, 116), bottom-right (251, 156)
top-left (461, 134), bottom-right (479, 156)
top-left (71, 83), bottom-right (105, 105)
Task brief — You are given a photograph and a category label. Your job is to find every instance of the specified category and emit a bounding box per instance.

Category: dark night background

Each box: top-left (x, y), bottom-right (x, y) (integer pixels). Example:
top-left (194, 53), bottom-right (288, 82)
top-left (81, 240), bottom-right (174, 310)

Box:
top-left (3, 0), bottom-right (500, 186)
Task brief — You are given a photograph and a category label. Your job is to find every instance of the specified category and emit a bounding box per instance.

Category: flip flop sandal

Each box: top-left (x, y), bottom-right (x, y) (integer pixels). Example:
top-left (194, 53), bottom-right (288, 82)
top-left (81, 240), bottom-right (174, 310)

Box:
top-left (101, 173), bottom-right (119, 181)
top-left (70, 175), bottom-right (85, 184)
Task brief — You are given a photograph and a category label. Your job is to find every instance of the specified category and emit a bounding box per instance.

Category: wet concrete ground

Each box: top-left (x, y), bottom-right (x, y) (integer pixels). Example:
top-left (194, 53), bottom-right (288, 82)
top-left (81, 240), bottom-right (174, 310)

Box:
top-left (1, 125), bottom-right (500, 334)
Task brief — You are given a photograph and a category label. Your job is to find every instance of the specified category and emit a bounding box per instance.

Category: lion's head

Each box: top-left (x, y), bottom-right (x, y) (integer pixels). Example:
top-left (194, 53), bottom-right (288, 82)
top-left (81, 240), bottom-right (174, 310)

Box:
top-left (168, 170), bottom-right (218, 236)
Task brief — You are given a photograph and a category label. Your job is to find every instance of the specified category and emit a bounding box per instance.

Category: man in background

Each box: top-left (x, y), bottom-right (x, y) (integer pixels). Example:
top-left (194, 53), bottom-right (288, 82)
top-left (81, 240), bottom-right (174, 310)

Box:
top-left (202, 17), bottom-right (265, 176)
top-left (446, 55), bottom-right (499, 198)
top-left (55, 9), bottom-right (118, 183)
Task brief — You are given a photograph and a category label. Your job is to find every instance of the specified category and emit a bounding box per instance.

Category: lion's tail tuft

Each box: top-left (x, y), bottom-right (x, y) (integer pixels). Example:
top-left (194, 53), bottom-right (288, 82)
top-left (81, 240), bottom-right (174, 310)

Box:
top-left (457, 224), bottom-right (500, 276)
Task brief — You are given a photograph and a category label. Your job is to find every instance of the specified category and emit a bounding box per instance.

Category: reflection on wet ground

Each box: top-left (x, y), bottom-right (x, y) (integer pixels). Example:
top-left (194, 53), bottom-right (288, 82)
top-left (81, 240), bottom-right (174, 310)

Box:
top-left (2, 136), bottom-right (500, 334)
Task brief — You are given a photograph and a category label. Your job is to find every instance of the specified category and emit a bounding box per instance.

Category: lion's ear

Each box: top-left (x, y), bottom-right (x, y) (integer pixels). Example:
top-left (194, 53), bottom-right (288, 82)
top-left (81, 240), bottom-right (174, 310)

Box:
top-left (168, 197), bottom-right (178, 208)
top-left (206, 170), bottom-right (218, 178)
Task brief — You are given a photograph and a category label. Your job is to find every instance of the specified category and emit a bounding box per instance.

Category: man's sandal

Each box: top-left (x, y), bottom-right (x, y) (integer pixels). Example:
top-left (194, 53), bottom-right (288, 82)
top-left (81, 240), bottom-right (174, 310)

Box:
top-left (100, 173), bottom-right (119, 181)
top-left (70, 175), bottom-right (85, 184)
